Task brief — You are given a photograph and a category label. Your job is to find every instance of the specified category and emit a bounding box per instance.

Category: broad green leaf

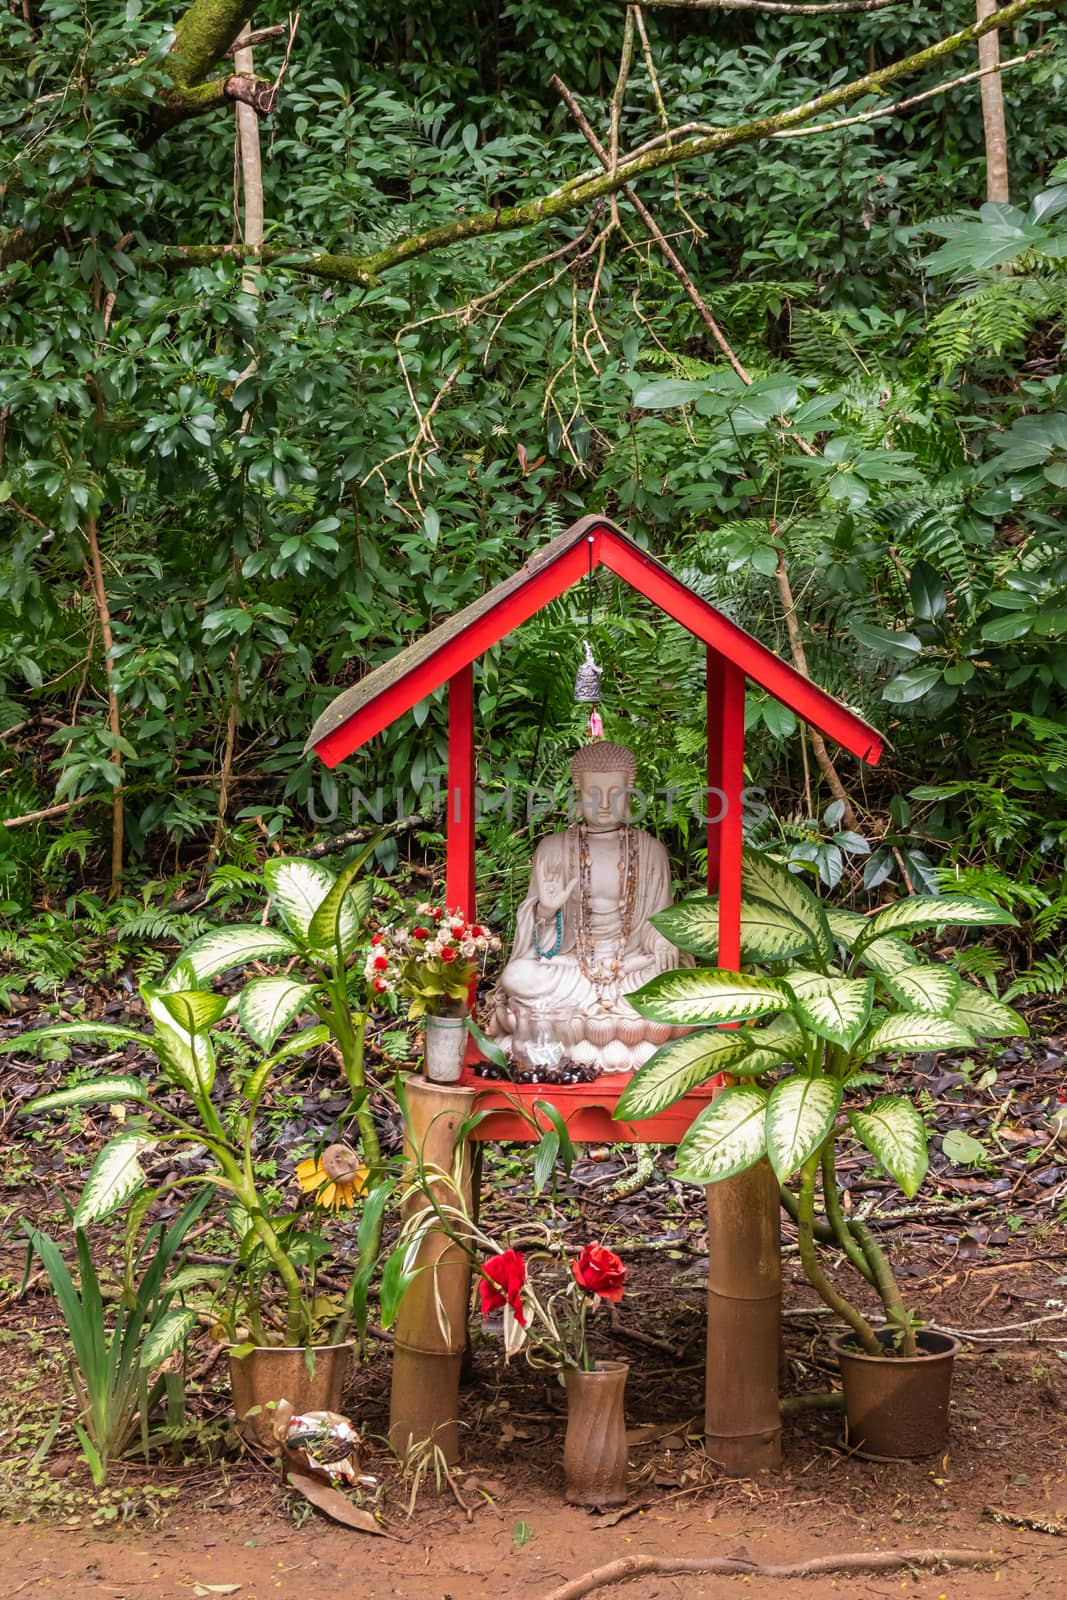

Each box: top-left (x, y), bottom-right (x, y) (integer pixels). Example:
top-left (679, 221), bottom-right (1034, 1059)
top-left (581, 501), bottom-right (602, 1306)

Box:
top-left (862, 1013), bottom-right (975, 1059)
top-left (140, 1306), bottom-right (198, 1369)
top-left (824, 908), bottom-right (870, 949)
top-left (650, 896), bottom-right (720, 958)
top-left (764, 1076), bottom-right (841, 1180)
top-left (143, 988), bottom-right (216, 1095)
top-left (175, 926), bottom-right (299, 983)
top-left (263, 857), bottom-right (338, 940)
top-left (75, 1132), bottom-right (156, 1227)
top-left (864, 895), bottom-right (1016, 945)
top-left (792, 975), bottom-right (874, 1049)
top-left (882, 964), bottom-right (961, 1016)
top-left (780, 968), bottom-right (834, 1004)
top-left (741, 849), bottom-right (834, 964)
top-left (942, 1128), bottom-right (989, 1166)
top-left (673, 1086), bottom-right (768, 1184)
top-left (306, 862), bottom-right (373, 958)
top-left (24, 1076), bottom-right (148, 1115)
top-left (859, 936), bottom-right (921, 978)
top-left (238, 978), bottom-right (318, 1052)
top-left (157, 989), bottom-right (228, 1036)
top-left (736, 1013), bottom-right (806, 1074)
top-left (848, 1095), bottom-right (928, 1198)
top-left (628, 968), bottom-right (790, 1027)
top-left (738, 897), bottom-right (820, 962)
top-left (0, 1023), bottom-right (145, 1056)
top-left (614, 1031), bottom-right (752, 1120)
top-left (953, 985), bottom-right (1029, 1040)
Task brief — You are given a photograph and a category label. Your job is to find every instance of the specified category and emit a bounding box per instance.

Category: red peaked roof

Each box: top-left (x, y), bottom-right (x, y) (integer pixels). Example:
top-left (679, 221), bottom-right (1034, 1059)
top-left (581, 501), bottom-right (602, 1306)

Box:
top-left (306, 516), bottom-right (884, 768)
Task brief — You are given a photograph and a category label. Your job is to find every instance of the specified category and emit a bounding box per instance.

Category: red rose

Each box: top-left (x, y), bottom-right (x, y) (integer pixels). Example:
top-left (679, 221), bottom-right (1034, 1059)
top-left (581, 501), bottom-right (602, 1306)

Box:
top-left (413, 927), bottom-right (429, 941)
top-left (471, 925), bottom-right (485, 938)
top-left (572, 1243), bottom-right (626, 1303)
top-left (372, 954), bottom-right (389, 972)
top-left (430, 907), bottom-right (443, 920)
top-left (479, 1249), bottom-right (527, 1323)
top-left (373, 977), bottom-right (387, 993)
top-left (371, 932), bottom-right (383, 946)
top-left (440, 947), bottom-right (456, 963)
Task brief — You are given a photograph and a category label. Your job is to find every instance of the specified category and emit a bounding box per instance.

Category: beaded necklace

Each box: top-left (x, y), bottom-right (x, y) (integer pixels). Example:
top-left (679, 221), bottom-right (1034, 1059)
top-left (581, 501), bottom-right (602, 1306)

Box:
top-left (574, 822), bottom-right (638, 1002)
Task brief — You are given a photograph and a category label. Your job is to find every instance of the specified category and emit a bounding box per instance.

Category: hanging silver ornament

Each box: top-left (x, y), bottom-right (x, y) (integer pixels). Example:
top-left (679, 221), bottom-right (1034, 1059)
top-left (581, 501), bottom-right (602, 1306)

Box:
top-left (574, 639), bottom-right (602, 703)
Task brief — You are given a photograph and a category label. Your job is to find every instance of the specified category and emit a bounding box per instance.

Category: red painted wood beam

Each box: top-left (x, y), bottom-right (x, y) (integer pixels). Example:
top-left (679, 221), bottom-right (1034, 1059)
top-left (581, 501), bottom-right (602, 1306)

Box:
top-left (598, 530), bottom-right (882, 767)
top-left (313, 534), bottom-right (599, 766)
top-left (446, 664), bottom-right (476, 920)
top-left (708, 654), bottom-right (745, 971)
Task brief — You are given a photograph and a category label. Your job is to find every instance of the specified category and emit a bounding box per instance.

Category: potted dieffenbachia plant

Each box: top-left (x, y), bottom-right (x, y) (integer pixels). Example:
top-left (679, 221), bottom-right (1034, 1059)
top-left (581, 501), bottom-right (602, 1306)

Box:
top-left (614, 850), bottom-right (1026, 1457)
top-left (10, 853), bottom-right (417, 1446)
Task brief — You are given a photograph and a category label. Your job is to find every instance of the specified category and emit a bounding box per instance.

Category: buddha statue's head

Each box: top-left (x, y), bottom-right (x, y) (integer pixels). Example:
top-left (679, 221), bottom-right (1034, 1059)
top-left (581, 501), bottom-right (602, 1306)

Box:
top-left (571, 741), bottom-right (638, 831)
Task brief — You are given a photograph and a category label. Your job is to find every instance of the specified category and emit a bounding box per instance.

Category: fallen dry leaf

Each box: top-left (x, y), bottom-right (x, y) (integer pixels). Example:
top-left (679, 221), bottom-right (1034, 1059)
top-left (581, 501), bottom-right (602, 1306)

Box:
top-left (286, 1471), bottom-right (390, 1536)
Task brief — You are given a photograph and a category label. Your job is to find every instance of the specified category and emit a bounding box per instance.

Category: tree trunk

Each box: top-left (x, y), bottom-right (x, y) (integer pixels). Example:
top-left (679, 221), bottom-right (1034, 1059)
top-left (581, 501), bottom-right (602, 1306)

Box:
top-left (977, 0), bottom-right (1010, 202)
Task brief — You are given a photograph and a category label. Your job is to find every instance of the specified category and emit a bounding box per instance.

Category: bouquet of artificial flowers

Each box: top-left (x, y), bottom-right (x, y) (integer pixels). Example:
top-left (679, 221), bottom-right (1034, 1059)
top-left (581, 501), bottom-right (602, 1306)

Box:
top-left (365, 905), bottom-right (500, 1018)
top-left (478, 1241), bottom-right (627, 1370)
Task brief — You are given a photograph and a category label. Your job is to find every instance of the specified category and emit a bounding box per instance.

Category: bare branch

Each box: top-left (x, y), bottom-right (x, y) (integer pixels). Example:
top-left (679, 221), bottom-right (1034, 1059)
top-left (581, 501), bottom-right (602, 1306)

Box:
top-left (163, 0), bottom-right (1057, 285)
top-left (604, 0), bottom-right (905, 12)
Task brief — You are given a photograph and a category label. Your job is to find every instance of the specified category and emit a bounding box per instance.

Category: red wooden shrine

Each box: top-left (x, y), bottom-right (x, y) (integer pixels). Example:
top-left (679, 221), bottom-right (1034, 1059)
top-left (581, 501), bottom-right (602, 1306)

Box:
top-left (306, 515), bottom-right (884, 1142)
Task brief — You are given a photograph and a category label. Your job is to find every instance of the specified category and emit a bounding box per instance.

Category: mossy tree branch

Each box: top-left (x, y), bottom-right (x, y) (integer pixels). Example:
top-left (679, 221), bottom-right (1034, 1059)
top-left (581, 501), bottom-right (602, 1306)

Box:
top-left (161, 0), bottom-right (1057, 285)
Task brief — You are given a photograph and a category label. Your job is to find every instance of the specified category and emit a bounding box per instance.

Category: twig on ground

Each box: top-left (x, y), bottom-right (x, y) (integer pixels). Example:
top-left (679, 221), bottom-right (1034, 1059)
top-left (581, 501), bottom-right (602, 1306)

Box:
top-left (540, 1547), bottom-right (997, 1600)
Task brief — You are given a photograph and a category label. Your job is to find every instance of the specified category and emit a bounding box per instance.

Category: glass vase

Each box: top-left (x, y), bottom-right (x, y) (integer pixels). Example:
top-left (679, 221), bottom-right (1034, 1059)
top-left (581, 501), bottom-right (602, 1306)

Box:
top-left (562, 1359), bottom-right (629, 1506)
top-left (423, 1012), bottom-right (467, 1083)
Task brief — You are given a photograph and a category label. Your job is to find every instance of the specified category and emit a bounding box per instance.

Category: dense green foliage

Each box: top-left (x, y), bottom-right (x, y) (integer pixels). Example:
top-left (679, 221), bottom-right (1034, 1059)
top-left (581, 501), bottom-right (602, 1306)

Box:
top-left (2, 0), bottom-right (1066, 975)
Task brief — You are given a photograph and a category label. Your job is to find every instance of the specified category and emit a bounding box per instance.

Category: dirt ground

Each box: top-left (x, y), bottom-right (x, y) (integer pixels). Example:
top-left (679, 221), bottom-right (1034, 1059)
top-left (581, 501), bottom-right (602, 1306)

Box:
top-left (3, 1002), bottom-right (1067, 1599)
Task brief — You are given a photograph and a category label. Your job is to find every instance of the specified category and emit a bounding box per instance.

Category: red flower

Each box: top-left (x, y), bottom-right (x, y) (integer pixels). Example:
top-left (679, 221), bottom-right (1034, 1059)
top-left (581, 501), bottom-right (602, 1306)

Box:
top-left (372, 954), bottom-right (389, 972)
top-left (440, 947), bottom-right (456, 962)
top-left (371, 932), bottom-right (383, 946)
top-left (373, 977), bottom-right (387, 993)
top-left (572, 1243), bottom-right (626, 1303)
top-left (471, 925), bottom-right (486, 938)
top-left (479, 1249), bottom-right (527, 1323)
top-left (429, 907), bottom-right (443, 920)
top-left (413, 926), bottom-right (429, 941)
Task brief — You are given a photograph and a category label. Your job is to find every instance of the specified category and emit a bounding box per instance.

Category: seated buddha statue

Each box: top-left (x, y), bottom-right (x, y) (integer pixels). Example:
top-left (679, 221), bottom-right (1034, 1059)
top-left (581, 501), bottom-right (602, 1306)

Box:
top-left (486, 741), bottom-right (690, 1076)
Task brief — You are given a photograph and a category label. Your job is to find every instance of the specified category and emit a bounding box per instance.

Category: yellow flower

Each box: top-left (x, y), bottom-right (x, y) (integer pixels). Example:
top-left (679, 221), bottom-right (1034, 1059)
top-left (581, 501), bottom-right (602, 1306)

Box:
top-left (295, 1143), bottom-right (369, 1211)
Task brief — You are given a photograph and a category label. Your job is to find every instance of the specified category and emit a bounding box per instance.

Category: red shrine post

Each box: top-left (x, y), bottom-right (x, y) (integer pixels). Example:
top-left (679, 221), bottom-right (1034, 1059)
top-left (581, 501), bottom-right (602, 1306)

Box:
top-left (306, 516), bottom-right (884, 1473)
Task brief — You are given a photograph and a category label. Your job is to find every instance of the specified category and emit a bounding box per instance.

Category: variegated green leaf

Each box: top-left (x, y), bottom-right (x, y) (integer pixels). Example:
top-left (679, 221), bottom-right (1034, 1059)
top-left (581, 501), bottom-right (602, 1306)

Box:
top-left (306, 861), bottom-right (373, 958)
top-left (736, 1013), bottom-right (806, 1074)
top-left (742, 849), bottom-right (834, 964)
top-left (738, 897), bottom-right (819, 962)
top-left (24, 1076), bottom-right (148, 1116)
top-left (764, 1075), bottom-right (841, 1180)
top-left (781, 968), bottom-right (834, 1004)
top-left (139, 1306), bottom-right (198, 1370)
top-left (157, 989), bottom-right (229, 1036)
top-left (614, 1031), bottom-right (752, 1120)
top-left (863, 894), bottom-right (1016, 945)
top-left (791, 975), bottom-right (874, 1049)
top-left (650, 896), bottom-right (719, 958)
top-left (628, 968), bottom-right (790, 1027)
top-left (175, 925), bottom-right (299, 983)
top-left (824, 907), bottom-right (870, 949)
top-left (238, 978), bottom-right (318, 1053)
top-left (674, 1086), bottom-right (768, 1184)
top-left (264, 857), bottom-right (339, 940)
top-left (848, 1095), bottom-right (928, 1198)
top-left (952, 985), bottom-right (1029, 1040)
top-left (75, 1132), bottom-right (156, 1227)
top-left (0, 1023), bottom-right (145, 1056)
top-left (883, 963), bottom-right (961, 1017)
top-left (862, 1013), bottom-right (975, 1059)
top-left (859, 936), bottom-right (921, 979)
top-left (143, 989), bottom-right (216, 1095)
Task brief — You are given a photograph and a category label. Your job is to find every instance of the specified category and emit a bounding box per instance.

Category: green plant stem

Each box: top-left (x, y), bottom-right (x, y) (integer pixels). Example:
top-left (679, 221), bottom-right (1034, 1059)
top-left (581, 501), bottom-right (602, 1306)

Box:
top-left (796, 1154), bottom-right (881, 1356)
top-left (325, 985), bottom-right (382, 1178)
top-left (848, 1218), bottom-right (917, 1357)
top-left (214, 1150), bottom-right (305, 1344)
top-left (819, 1147), bottom-right (876, 1286)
